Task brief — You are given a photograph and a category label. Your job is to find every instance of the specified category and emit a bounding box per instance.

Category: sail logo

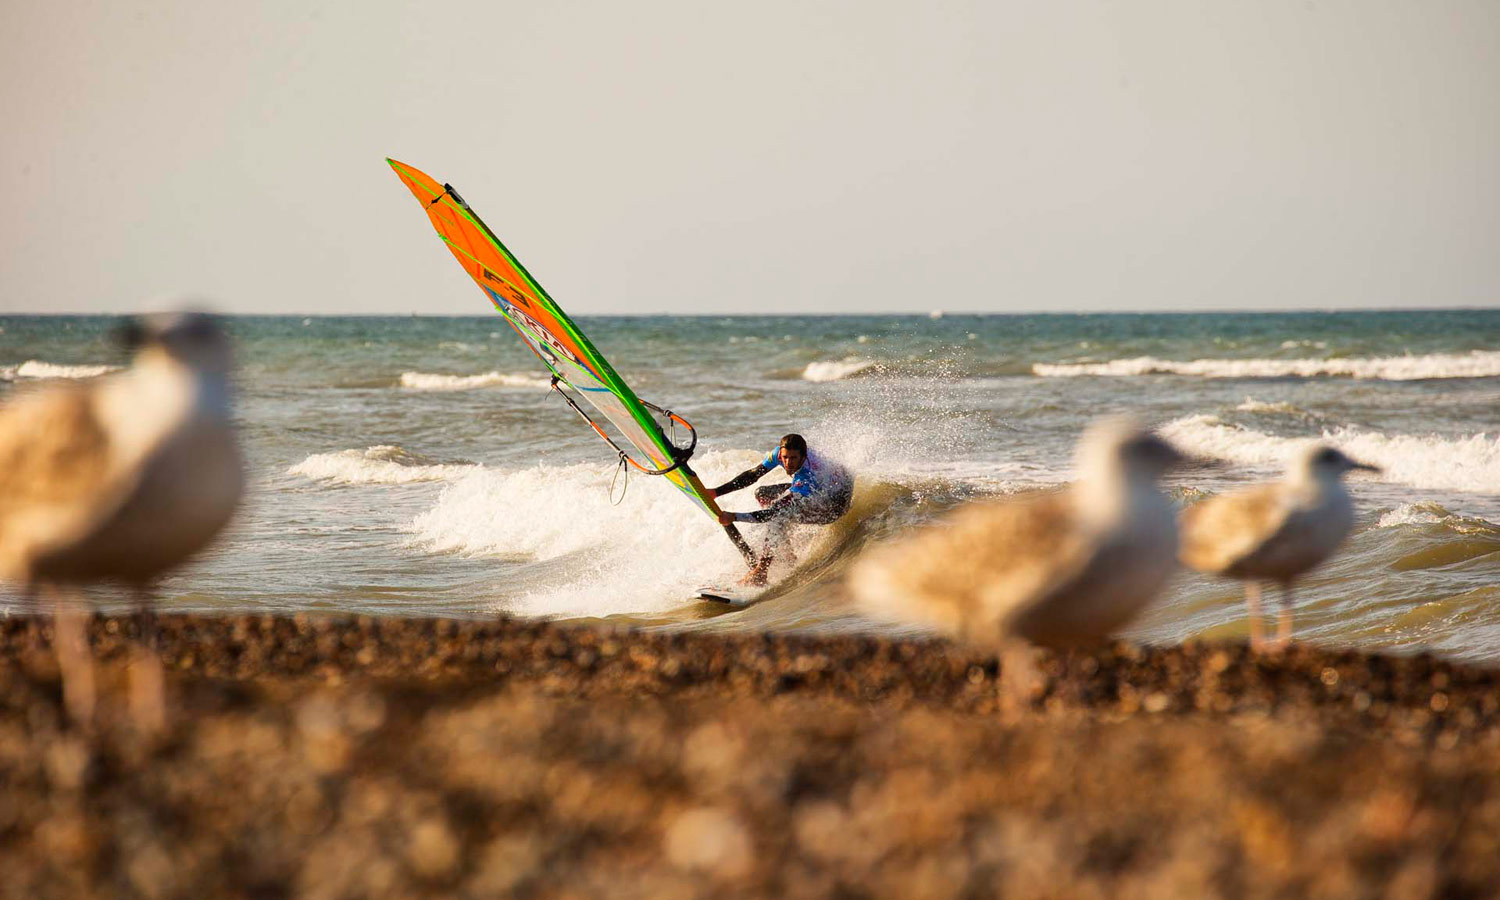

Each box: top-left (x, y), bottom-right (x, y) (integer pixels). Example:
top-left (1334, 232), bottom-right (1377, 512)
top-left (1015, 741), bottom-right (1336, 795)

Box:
top-left (504, 300), bottom-right (592, 374)
top-left (479, 267), bottom-right (533, 309)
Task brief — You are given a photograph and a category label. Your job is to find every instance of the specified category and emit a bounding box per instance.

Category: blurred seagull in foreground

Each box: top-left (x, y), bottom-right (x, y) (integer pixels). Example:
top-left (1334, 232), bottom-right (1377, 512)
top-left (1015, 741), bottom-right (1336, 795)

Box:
top-left (0, 311), bottom-right (243, 731)
top-left (850, 418), bottom-right (1186, 654)
top-left (1179, 444), bottom-right (1377, 651)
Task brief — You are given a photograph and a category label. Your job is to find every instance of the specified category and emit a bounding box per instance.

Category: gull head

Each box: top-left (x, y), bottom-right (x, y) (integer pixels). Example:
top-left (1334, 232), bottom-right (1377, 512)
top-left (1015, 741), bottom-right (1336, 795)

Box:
top-left (121, 311), bottom-right (233, 377)
top-left (1076, 417), bottom-right (1187, 487)
top-left (1297, 444), bottom-right (1381, 482)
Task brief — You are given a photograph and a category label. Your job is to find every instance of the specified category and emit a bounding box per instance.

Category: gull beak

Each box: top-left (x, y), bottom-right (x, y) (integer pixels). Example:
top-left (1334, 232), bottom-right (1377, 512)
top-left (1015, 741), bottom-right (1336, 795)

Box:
top-left (1351, 462), bottom-right (1382, 474)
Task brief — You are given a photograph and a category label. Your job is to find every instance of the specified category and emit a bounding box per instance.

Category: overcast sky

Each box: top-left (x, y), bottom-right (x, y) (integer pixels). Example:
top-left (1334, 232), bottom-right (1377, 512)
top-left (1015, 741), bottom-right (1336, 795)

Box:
top-left (2, 1), bottom-right (1497, 315)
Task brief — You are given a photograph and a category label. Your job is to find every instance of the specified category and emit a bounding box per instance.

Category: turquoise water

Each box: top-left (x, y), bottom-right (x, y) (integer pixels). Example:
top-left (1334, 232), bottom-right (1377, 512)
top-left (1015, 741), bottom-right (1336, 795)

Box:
top-left (1, 310), bottom-right (1497, 659)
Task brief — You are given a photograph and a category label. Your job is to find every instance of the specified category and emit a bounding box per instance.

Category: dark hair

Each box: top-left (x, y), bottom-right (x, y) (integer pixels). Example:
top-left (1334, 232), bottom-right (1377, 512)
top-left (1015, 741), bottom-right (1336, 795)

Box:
top-left (780, 433), bottom-right (807, 455)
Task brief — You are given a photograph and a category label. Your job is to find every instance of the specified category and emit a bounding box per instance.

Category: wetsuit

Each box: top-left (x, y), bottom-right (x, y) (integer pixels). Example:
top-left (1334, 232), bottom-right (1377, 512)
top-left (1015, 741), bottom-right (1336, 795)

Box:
top-left (711, 447), bottom-right (854, 559)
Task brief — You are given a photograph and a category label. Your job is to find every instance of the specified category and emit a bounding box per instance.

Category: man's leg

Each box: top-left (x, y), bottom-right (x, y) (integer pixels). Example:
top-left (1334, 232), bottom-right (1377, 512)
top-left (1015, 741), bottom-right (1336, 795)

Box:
top-left (741, 555), bottom-right (772, 587)
top-left (770, 490), bottom-right (851, 576)
top-left (741, 489), bottom-right (851, 587)
top-left (741, 501), bottom-right (799, 587)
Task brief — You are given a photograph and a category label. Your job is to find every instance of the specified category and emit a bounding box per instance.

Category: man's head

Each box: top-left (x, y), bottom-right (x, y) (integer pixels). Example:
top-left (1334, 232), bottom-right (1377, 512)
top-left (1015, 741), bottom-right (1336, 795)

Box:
top-left (778, 433), bottom-right (807, 475)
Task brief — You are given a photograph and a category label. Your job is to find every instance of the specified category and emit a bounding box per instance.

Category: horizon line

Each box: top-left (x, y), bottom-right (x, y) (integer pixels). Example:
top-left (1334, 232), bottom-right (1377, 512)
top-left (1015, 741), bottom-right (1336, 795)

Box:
top-left (1, 305), bottom-right (1496, 319)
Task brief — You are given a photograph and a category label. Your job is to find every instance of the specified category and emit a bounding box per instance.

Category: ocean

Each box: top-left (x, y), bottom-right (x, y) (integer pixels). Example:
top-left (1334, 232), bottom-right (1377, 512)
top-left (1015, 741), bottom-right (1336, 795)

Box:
top-left (1, 310), bottom-right (1497, 660)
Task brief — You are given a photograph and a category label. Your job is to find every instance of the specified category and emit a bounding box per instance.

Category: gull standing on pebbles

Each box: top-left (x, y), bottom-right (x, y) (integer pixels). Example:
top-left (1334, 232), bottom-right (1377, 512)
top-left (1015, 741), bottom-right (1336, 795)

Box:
top-left (850, 418), bottom-right (1186, 651)
top-left (0, 311), bottom-right (243, 731)
top-left (1178, 444), bottom-right (1377, 651)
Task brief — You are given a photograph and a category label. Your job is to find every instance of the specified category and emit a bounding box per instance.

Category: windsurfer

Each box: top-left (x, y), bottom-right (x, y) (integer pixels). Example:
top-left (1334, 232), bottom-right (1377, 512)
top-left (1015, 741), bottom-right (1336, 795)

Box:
top-left (710, 434), bottom-right (854, 586)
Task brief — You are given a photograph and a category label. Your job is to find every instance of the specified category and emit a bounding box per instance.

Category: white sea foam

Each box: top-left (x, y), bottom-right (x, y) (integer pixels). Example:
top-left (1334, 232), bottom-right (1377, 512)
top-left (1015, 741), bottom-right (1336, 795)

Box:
top-left (398, 371), bottom-right (551, 391)
top-left (409, 450), bottom-right (760, 618)
top-left (0, 360), bottom-right (120, 381)
top-left (1376, 502), bottom-right (1500, 535)
top-left (1234, 398), bottom-right (1316, 417)
top-left (1377, 502), bottom-right (1449, 529)
top-left (288, 445), bottom-right (479, 485)
top-left (1160, 415), bottom-right (1500, 495)
top-left (802, 358), bottom-right (877, 382)
top-left (1034, 350), bottom-right (1500, 380)
top-left (405, 422), bottom-right (990, 621)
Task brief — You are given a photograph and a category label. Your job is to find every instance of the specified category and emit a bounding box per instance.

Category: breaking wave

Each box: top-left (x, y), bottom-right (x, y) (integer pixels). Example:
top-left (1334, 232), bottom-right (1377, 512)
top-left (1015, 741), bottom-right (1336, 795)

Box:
top-left (1233, 398), bottom-right (1315, 417)
top-left (1375, 502), bottom-right (1500, 535)
top-left (1034, 350), bottom-right (1500, 380)
top-left (1160, 415), bottom-right (1500, 495)
top-left (409, 451), bottom-right (763, 618)
top-left (0, 360), bottom-right (120, 381)
top-left (288, 445), bottom-right (479, 485)
top-left (398, 371), bottom-right (552, 391)
top-left (802, 358), bottom-right (877, 382)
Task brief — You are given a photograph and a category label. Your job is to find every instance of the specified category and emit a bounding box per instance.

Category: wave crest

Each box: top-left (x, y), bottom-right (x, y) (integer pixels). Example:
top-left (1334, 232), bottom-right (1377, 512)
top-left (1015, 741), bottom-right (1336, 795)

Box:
top-left (410, 452), bottom-right (765, 618)
top-left (0, 360), bottom-right (120, 381)
top-left (1159, 415), bottom-right (1500, 495)
top-left (1232, 398), bottom-right (1326, 422)
top-left (288, 445), bottom-right (479, 484)
top-left (1376, 502), bottom-right (1500, 535)
top-left (802, 358), bottom-right (877, 382)
top-left (398, 371), bottom-right (552, 391)
top-left (1034, 350), bottom-right (1500, 380)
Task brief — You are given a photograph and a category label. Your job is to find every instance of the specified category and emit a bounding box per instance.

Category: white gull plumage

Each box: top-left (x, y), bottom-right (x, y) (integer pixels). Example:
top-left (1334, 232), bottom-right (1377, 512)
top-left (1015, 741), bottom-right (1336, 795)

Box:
top-left (1178, 443), bottom-right (1376, 650)
top-left (0, 311), bottom-right (243, 730)
top-left (850, 418), bottom-right (1185, 650)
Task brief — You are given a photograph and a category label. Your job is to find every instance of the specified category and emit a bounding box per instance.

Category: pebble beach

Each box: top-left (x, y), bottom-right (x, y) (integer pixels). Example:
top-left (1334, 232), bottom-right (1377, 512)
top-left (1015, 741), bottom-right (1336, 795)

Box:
top-left (4, 613), bottom-right (1499, 899)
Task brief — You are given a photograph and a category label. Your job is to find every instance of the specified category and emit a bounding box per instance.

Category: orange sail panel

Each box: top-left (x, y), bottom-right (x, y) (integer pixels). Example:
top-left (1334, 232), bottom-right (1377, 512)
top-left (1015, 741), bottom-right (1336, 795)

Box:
top-left (385, 159), bottom-right (734, 533)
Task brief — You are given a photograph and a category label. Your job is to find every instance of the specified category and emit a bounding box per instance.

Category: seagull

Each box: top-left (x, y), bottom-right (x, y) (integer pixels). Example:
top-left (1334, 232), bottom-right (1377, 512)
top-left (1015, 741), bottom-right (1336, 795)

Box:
top-left (1178, 444), bottom-right (1377, 651)
top-left (0, 311), bottom-right (243, 731)
top-left (850, 418), bottom-right (1186, 653)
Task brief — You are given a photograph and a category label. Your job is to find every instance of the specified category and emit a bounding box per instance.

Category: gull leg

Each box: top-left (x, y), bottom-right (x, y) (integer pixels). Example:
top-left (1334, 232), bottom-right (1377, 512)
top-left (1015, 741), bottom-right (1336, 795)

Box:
top-left (997, 639), bottom-right (1044, 716)
top-left (128, 587), bottom-right (167, 736)
top-left (1243, 581), bottom-right (1267, 651)
top-left (1274, 583), bottom-right (1296, 651)
top-left (46, 584), bottom-right (95, 731)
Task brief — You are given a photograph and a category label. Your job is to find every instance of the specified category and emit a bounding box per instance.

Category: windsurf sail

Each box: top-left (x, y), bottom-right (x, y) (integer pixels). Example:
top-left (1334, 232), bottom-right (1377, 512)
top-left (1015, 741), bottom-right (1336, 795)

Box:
top-left (387, 158), bottom-right (754, 562)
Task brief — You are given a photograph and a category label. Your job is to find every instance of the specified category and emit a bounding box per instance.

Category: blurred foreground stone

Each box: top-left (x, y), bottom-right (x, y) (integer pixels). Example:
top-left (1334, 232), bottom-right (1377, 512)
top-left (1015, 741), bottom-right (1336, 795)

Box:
top-left (3, 614), bottom-right (1500, 899)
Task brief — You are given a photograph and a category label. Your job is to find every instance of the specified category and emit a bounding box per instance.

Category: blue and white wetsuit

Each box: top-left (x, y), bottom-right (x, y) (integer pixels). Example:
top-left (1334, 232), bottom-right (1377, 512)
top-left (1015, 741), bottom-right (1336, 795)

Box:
top-left (711, 446), bottom-right (854, 527)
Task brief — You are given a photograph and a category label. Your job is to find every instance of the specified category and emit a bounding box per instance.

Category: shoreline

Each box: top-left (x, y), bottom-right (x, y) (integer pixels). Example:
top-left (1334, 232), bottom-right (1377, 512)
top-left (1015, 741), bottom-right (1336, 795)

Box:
top-left (4, 613), bottom-right (1498, 898)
